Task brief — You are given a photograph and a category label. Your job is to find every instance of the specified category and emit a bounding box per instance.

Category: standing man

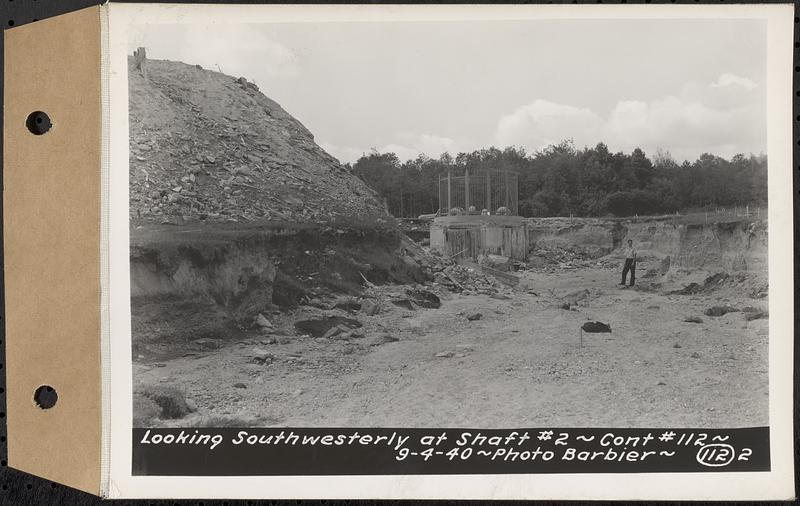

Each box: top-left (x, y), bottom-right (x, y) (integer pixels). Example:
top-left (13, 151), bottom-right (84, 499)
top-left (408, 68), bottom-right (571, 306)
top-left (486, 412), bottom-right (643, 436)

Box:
top-left (620, 239), bottom-right (637, 287)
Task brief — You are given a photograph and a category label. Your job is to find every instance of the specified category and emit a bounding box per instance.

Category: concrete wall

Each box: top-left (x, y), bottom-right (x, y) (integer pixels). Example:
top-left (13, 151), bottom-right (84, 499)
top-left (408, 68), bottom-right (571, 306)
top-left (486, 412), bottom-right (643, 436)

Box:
top-left (430, 216), bottom-right (528, 260)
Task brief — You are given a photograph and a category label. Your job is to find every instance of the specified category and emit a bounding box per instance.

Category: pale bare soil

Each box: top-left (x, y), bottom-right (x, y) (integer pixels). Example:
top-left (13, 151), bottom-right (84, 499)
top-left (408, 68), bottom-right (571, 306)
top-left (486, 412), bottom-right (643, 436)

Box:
top-left (134, 266), bottom-right (768, 428)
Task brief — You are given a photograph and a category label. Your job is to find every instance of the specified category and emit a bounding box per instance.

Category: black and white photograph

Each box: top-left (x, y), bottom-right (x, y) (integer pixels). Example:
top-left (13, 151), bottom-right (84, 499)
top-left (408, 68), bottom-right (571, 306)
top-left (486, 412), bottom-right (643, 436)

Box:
top-left (127, 12), bottom-right (773, 429)
top-left (104, 2), bottom-right (794, 499)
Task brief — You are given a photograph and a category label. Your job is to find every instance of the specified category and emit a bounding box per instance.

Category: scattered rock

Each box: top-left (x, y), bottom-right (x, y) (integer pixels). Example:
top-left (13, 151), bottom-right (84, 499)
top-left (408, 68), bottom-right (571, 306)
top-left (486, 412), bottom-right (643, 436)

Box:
top-left (294, 316), bottom-right (362, 337)
top-left (322, 325), bottom-right (346, 339)
top-left (137, 385), bottom-right (195, 419)
top-left (704, 306), bottom-right (739, 317)
top-left (391, 299), bottom-right (415, 311)
top-left (490, 293), bottom-right (512, 300)
top-left (362, 300), bottom-right (381, 316)
top-left (369, 334), bottom-right (399, 346)
top-left (744, 311), bottom-right (768, 321)
top-left (251, 348), bottom-right (274, 365)
top-left (466, 312), bottom-right (483, 321)
top-left (563, 289), bottom-right (590, 304)
top-left (559, 303), bottom-right (571, 310)
top-left (192, 337), bottom-right (222, 350)
top-left (305, 298), bottom-right (328, 309)
top-left (684, 316), bottom-right (703, 323)
top-left (233, 382), bottom-right (247, 389)
top-left (673, 343), bottom-right (682, 348)
top-left (690, 352), bottom-right (701, 359)
top-left (671, 272), bottom-right (731, 295)
top-left (435, 351), bottom-right (455, 358)
top-left (333, 299), bottom-right (362, 312)
top-left (255, 313), bottom-right (272, 328)
top-left (406, 288), bottom-right (441, 309)
top-left (581, 321), bottom-right (611, 333)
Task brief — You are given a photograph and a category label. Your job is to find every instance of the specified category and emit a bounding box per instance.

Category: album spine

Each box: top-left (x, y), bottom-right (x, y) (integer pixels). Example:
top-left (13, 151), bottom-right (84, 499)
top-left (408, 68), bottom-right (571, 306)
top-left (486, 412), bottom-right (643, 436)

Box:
top-left (3, 6), bottom-right (105, 495)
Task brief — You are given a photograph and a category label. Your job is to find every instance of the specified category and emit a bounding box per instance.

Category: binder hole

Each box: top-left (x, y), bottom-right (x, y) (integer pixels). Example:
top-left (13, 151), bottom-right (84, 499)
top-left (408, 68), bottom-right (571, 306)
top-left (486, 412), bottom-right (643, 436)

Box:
top-left (33, 385), bottom-right (58, 409)
top-left (26, 111), bottom-right (51, 135)
top-left (7, 20), bottom-right (13, 27)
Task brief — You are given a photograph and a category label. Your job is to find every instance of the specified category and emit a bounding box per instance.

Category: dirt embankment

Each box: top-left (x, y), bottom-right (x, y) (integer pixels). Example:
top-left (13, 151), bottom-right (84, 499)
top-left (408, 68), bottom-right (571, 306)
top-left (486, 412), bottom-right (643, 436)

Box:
top-left (130, 223), bottom-right (429, 359)
top-left (131, 215), bottom-right (769, 429)
top-left (527, 216), bottom-right (767, 288)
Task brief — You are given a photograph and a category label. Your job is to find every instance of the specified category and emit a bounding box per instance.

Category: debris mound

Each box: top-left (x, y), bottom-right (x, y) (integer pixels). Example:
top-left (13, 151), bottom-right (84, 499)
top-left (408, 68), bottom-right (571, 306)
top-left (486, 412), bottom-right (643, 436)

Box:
top-left (128, 56), bottom-right (389, 226)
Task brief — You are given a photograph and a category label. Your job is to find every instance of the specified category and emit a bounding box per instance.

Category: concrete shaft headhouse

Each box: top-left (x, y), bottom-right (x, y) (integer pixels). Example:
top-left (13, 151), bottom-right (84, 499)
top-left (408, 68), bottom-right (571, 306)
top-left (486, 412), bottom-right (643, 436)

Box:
top-left (430, 168), bottom-right (528, 261)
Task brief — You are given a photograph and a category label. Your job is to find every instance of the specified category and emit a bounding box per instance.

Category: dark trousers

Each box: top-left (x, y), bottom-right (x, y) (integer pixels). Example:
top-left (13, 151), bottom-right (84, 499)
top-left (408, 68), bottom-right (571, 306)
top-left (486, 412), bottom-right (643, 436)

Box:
top-left (621, 258), bottom-right (635, 286)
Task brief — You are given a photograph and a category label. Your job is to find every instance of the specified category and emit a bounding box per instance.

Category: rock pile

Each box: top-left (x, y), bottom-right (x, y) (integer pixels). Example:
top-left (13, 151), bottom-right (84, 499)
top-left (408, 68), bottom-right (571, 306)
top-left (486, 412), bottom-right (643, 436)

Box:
top-left (431, 263), bottom-right (506, 295)
top-left (527, 246), bottom-right (604, 272)
top-left (128, 56), bottom-right (390, 226)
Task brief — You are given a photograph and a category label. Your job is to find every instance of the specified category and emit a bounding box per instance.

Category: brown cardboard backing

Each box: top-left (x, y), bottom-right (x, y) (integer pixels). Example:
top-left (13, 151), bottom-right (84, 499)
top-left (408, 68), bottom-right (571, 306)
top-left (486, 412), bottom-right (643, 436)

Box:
top-left (3, 6), bottom-right (102, 495)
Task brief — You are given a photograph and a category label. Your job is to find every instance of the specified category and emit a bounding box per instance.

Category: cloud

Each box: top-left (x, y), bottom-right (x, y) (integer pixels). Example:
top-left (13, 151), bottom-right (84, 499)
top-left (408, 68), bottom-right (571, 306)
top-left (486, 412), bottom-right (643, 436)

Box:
top-left (320, 133), bottom-right (458, 164)
top-left (495, 100), bottom-right (603, 149)
top-left (711, 73), bottom-right (758, 91)
top-left (129, 24), bottom-right (300, 79)
top-left (318, 142), bottom-right (368, 164)
top-left (494, 74), bottom-right (764, 161)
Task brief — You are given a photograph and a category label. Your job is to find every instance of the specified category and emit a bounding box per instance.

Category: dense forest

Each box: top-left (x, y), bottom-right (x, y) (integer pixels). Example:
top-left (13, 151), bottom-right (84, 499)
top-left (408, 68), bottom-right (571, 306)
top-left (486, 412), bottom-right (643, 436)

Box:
top-left (348, 141), bottom-right (768, 218)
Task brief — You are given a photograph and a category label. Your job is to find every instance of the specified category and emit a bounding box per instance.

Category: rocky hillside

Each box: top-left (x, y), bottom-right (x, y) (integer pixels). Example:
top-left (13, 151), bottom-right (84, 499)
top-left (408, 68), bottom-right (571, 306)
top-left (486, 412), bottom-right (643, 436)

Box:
top-left (128, 56), bottom-right (389, 226)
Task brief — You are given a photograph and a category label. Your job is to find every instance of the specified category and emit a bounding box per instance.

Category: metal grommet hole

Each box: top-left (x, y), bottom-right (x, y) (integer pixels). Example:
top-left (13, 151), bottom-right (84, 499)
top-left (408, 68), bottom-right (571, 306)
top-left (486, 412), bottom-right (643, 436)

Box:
top-left (33, 385), bottom-right (58, 409)
top-left (26, 111), bottom-right (52, 135)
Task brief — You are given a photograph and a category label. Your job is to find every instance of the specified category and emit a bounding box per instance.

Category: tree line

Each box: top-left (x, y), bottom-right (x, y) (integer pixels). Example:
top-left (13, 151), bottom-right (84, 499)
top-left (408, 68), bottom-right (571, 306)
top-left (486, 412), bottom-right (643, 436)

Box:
top-left (348, 141), bottom-right (768, 218)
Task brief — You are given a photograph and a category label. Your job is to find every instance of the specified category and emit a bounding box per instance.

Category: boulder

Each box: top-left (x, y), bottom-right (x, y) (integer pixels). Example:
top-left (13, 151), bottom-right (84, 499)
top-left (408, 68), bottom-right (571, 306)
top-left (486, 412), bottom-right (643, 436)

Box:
top-left (362, 300), bottom-right (381, 316)
top-left (405, 289), bottom-right (441, 309)
top-left (581, 321), bottom-right (611, 333)
top-left (744, 311), bottom-right (768, 321)
top-left (704, 306), bottom-right (739, 317)
top-left (251, 348), bottom-right (274, 365)
top-left (334, 299), bottom-right (362, 312)
top-left (369, 334), bottom-right (398, 346)
top-left (255, 313), bottom-right (272, 328)
top-left (294, 316), bottom-right (361, 337)
top-left (391, 299), bottom-right (415, 311)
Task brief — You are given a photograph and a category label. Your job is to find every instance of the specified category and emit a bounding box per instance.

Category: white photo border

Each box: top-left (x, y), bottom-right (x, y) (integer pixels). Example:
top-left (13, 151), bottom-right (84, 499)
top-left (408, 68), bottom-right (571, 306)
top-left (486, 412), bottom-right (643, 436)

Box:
top-left (105, 3), bottom-right (795, 500)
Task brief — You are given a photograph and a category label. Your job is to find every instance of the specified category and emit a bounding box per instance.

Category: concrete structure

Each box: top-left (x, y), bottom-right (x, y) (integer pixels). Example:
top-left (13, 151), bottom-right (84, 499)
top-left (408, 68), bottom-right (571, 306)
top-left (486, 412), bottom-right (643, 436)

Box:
top-left (438, 169), bottom-right (519, 216)
top-left (431, 167), bottom-right (527, 261)
top-left (430, 215), bottom-right (528, 261)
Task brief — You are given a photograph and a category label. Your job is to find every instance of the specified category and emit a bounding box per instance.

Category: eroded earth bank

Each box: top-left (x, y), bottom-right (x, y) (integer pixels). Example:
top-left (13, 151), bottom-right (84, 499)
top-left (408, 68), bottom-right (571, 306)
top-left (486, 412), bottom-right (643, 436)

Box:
top-left (131, 216), bottom-right (768, 429)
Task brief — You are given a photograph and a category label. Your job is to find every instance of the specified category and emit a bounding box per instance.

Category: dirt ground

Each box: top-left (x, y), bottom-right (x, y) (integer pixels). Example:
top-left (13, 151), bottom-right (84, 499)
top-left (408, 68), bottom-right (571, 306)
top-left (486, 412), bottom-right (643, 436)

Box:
top-left (133, 265), bottom-right (768, 429)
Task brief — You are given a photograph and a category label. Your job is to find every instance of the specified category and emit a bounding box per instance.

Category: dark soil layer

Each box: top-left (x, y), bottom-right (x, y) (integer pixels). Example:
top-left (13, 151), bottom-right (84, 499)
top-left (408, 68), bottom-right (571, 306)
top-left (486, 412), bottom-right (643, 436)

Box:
top-left (130, 222), bottom-right (429, 359)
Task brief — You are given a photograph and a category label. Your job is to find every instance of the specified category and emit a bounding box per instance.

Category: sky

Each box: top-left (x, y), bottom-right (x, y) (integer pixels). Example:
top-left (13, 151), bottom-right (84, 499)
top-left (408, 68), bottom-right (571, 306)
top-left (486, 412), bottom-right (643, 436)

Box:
top-left (128, 18), bottom-right (766, 164)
